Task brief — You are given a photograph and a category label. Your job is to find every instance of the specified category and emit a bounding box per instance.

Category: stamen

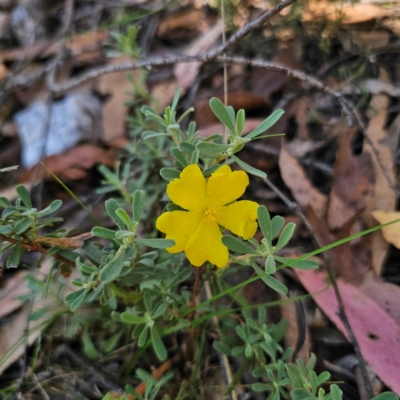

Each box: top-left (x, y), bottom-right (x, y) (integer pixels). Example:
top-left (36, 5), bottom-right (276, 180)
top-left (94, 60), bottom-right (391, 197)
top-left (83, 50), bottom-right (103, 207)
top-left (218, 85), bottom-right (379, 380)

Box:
top-left (204, 207), bottom-right (217, 222)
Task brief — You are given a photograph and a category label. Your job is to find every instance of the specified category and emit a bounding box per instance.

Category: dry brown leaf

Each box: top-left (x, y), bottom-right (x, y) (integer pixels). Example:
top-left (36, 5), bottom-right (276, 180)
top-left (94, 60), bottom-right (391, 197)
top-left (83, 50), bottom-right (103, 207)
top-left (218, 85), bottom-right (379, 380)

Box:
top-left (22, 144), bottom-right (116, 182)
top-left (362, 70), bottom-right (396, 275)
top-left (371, 211), bottom-right (400, 250)
top-left (151, 80), bottom-right (181, 114)
top-left (34, 232), bottom-right (93, 249)
top-left (279, 143), bottom-right (328, 219)
top-left (174, 22), bottom-right (222, 91)
top-left (303, 1), bottom-right (389, 24)
top-left (327, 129), bottom-right (375, 230)
top-left (0, 63), bottom-right (8, 81)
top-left (157, 8), bottom-right (207, 36)
top-left (98, 56), bottom-right (135, 142)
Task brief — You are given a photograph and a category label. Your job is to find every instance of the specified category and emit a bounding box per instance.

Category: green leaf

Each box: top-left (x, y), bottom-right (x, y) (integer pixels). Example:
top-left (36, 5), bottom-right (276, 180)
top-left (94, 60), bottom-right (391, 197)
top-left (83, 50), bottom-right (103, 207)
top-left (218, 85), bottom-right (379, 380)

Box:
top-left (0, 225), bottom-right (13, 235)
top-left (151, 326), bottom-right (167, 360)
top-left (209, 98), bottom-right (235, 132)
top-left (69, 289), bottom-right (88, 311)
top-left (273, 256), bottom-right (318, 270)
top-left (202, 165), bottom-right (221, 176)
top-left (236, 109), bottom-right (245, 135)
top-left (251, 383), bottom-right (272, 392)
top-left (99, 248), bottom-right (126, 284)
top-left (171, 147), bottom-right (188, 167)
top-left (191, 150), bottom-right (199, 165)
top-left (261, 274), bottom-right (288, 295)
top-left (36, 199), bottom-right (63, 218)
top-left (135, 238), bottom-right (174, 249)
top-left (258, 206), bottom-right (272, 244)
top-left (143, 111), bottom-right (167, 127)
top-left (246, 109), bottom-right (284, 140)
top-left (196, 142), bottom-right (231, 155)
top-left (15, 185), bottom-right (32, 208)
top-left (371, 393), bottom-right (399, 400)
top-left (170, 88), bottom-right (182, 114)
top-left (116, 208), bottom-right (133, 231)
top-left (221, 235), bottom-right (258, 255)
top-left (2, 206), bottom-right (18, 220)
top-left (265, 255), bottom-right (276, 273)
top-left (92, 226), bottom-right (116, 240)
top-left (160, 168), bottom-right (181, 181)
top-left (0, 196), bottom-right (11, 207)
top-left (6, 242), bottom-right (24, 268)
top-left (213, 341), bottom-right (232, 356)
top-left (13, 217), bottom-right (34, 234)
top-left (138, 324), bottom-right (149, 347)
top-left (231, 155), bottom-right (267, 179)
top-left (285, 363), bottom-right (303, 387)
top-left (275, 222), bottom-right (296, 251)
top-left (105, 199), bottom-right (125, 230)
top-left (83, 241), bottom-right (103, 264)
top-left (142, 131), bottom-right (170, 140)
top-left (271, 215), bottom-right (284, 239)
top-left (121, 312), bottom-right (147, 324)
top-left (179, 141), bottom-right (196, 155)
top-left (329, 384), bottom-right (343, 400)
top-left (152, 303), bottom-right (167, 319)
top-left (132, 190), bottom-right (145, 223)
top-left (291, 388), bottom-right (316, 400)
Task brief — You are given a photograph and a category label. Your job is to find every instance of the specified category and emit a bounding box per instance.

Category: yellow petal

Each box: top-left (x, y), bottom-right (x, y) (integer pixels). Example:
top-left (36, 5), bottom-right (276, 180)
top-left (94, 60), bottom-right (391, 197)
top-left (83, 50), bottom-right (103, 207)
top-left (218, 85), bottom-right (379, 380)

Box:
top-left (207, 165), bottom-right (249, 207)
top-left (216, 200), bottom-right (259, 240)
top-left (156, 211), bottom-right (203, 253)
top-left (185, 220), bottom-right (229, 268)
top-left (167, 164), bottom-right (207, 212)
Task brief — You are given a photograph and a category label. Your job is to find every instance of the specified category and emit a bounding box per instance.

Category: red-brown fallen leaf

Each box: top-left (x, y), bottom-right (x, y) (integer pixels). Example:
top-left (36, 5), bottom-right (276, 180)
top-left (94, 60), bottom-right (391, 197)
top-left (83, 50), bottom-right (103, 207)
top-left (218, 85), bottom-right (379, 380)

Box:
top-left (22, 144), bottom-right (116, 182)
top-left (327, 129), bottom-right (375, 230)
top-left (279, 143), bottom-right (328, 219)
top-left (296, 269), bottom-right (400, 394)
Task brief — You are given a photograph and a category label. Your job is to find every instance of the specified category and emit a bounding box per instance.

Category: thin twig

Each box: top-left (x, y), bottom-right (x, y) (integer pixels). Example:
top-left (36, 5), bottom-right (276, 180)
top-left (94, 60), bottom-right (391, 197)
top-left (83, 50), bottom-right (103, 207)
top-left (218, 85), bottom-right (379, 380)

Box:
top-left (0, 234), bottom-right (76, 267)
top-left (264, 178), bottom-right (374, 399)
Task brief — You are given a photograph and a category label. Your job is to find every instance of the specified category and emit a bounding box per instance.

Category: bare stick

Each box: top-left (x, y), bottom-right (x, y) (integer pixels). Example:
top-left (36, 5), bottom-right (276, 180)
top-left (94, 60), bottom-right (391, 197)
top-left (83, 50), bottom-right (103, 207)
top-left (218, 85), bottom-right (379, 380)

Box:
top-left (264, 178), bottom-right (374, 399)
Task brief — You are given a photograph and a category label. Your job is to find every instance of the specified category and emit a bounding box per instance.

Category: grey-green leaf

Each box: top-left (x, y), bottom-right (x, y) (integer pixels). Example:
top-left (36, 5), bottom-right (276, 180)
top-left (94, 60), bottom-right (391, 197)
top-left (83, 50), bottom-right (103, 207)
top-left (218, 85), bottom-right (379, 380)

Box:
top-left (236, 109), bottom-right (245, 136)
top-left (271, 215), bottom-right (284, 239)
top-left (92, 226), bottom-right (116, 240)
top-left (196, 142), bottom-right (231, 155)
top-left (151, 326), bottom-right (167, 360)
top-left (105, 199), bottom-right (125, 230)
top-left (261, 274), bottom-right (288, 295)
top-left (160, 168), bottom-right (181, 181)
top-left (246, 109), bottom-right (284, 140)
top-left (231, 155), bottom-right (267, 179)
top-left (135, 238), bottom-right (174, 249)
top-left (265, 255), bottom-right (276, 274)
top-left (275, 222), bottom-right (296, 251)
top-left (99, 248), bottom-right (126, 284)
top-left (132, 190), bottom-right (145, 223)
top-left (209, 97), bottom-right (235, 132)
top-left (121, 312), bottom-right (147, 324)
top-left (258, 205), bottom-right (272, 244)
top-left (16, 185), bottom-right (32, 208)
top-left (14, 217), bottom-right (34, 234)
top-left (221, 235), bottom-right (258, 255)
top-left (6, 242), bottom-right (24, 268)
top-left (142, 131), bottom-right (170, 140)
top-left (116, 208), bottom-right (133, 231)
top-left (171, 147), bottom-right (188, 167)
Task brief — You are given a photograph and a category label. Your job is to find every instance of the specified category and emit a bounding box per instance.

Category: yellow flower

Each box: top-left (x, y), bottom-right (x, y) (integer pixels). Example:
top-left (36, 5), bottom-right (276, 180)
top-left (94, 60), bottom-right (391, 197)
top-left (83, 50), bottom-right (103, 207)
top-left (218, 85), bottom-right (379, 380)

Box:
top-left (156, 164), bottom-right (259, 268)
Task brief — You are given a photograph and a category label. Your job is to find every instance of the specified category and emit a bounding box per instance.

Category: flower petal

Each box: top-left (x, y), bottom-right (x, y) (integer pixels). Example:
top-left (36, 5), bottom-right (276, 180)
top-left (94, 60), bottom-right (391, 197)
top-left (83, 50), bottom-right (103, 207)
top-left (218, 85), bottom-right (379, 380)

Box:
top-left (156, 211), bottom-right (203, 253)
top-left (207, 165), bottom-right (249, 207)
top-left (216, 200), bottom-right (259, 240)
top-left (167, 164), bottom-right (207, 212)
top-left (185, 220), bottom-right (229, 268)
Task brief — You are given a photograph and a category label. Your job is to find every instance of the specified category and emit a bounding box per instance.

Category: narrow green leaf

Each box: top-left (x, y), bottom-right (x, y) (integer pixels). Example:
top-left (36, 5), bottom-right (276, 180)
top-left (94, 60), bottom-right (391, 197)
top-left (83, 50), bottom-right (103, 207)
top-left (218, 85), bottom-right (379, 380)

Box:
top-left (291, 388), bottom-right (316, 400)
top-left (202, 165), bottom-right (221, 176)
top-left (36, 199), bottom-right (63, 218)
top-left (116, 208), bottom-right (133, 231)
top-left (191, 150), bottom-right (199, 165)
top-left (246, 109), bottom-right (285, 140)
top-left (265, 255), bottom-right (276, 273)
top-left (251, 383), bottom-right (271, 392)
top-left (6, 242), bottom-right (24, 268)
top-left (138, 324), bottom-right (149, 347)
top-left (70, 289), bottom-right (88, 311)
top-left (142, 131), bottom-right (170, 140)
top-left (83, 241), bottom-right (103, 264)
top-left (13, 217), bottom-right (34, 234)
top-left (2, 206), bottom-right (18, 220)
top-left (275, 222), bottom-right (296, 251)
top-left (371, 393), bottom-right (399, 400)
top-left (0, 197), bottom-right (11, 208)
top-left (92, 226), bottom-right (116, 240)
top-left (273, 255), bottom-right (318, 270)
top-left (151, 326), bottom-right (167, 360)
top-left (258, 206), bottom-right (272, 244)
top-left (152, 303), bottom-right (167, 319)
top-left (160, 168), bottom-right (181, 181)
top-left (105, 199), bottom-right (125, 230)
top-left (209, 98), bottom-right (235, 132)
top-left (15, 185), bottom-right (32, 208)
top-left (121, 312), bottom-right (147, 324)
top-left (132, 190), bottom-right (145, 223)
top-left (221, 235), bottom-right (258, 255)
top-left (236, 109), bottom-right (245, 135)
top-left (231, 155), bottom-right (267, 179)
top-left (171, 147), bottom-right (188, 166)
top-left (99, 248), bottom-right (126, 284)
top-left (179, 141), bottom-right (196, 155)
top-left (213, 341), bottom-right (232, 356)
top-left (261, 274), bottom-right (288, 295)
top-left (285, 363), bottom-right (303, 387)
top-left (196, 142), bottom-right (231, 155)
top-left (170, 88), bottom-right (182, 113)
top-left (135, 238), bottom-right (174, 249)
top-left (271, 215), bottom-right (284, 239)
top-left (143, 111), bottom-right (167, 127)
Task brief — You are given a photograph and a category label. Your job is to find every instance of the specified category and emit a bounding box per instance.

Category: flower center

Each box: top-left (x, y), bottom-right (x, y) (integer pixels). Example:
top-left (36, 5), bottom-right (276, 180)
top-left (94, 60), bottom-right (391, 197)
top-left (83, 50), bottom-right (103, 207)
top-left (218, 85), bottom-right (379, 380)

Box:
top-left (204, 207), bottom-right (217, 222)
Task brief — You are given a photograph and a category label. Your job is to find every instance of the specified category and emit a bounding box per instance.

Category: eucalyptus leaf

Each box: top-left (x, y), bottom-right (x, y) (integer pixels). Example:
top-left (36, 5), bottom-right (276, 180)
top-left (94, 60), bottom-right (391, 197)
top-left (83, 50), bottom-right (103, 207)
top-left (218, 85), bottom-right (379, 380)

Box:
top-left (209, 98), bottom-right (235, 132)
top-left (231, 155), bottom-right (267, 179)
